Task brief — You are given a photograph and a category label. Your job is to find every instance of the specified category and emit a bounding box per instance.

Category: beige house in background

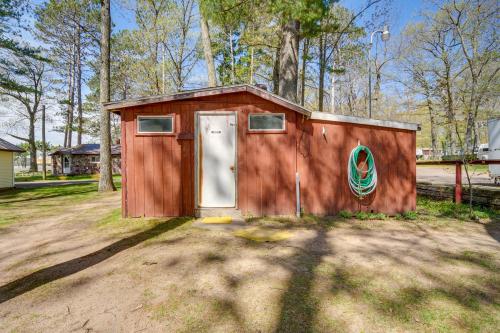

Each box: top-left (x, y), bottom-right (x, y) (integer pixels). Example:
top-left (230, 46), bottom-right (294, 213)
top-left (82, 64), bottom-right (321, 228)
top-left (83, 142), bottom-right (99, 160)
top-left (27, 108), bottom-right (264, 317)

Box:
top-left (0, 138), bottom-right (25, 189)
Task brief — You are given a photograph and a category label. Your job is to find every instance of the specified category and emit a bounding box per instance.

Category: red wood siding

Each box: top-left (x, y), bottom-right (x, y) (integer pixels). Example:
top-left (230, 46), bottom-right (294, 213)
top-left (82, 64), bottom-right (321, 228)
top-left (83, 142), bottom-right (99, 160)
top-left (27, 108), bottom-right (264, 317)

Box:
top-left (297, 120), bottom-right (416, 215)
top-left (120, 91), bottom-right (416, 217)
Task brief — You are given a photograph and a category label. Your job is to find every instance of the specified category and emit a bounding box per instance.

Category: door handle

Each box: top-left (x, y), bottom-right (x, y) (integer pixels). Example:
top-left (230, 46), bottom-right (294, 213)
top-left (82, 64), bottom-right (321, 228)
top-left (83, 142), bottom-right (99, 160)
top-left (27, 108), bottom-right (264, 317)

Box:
top-left (230, 165), bottom-right (235, 172)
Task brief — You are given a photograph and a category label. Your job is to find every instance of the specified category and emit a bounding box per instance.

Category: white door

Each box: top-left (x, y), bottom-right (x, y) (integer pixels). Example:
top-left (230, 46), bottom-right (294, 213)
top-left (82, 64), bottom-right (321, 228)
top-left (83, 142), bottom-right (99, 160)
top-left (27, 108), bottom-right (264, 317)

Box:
top-left (63, 155), bottom-right (71, 174)
top-left (198, 113), bottom-right (236, 207)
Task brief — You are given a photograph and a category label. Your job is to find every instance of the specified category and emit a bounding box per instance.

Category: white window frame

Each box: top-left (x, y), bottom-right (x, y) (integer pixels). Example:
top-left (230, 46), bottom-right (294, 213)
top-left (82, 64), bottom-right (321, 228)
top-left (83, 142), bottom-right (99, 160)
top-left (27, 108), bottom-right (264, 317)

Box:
top-left (137, 115), bottom-right (174, 134)
top-left (248, 113), bottom-right (286, 132)
top-left (90, 156), bottom-right (100, 163)
top-left (63, 155), bottom-right (71, 168)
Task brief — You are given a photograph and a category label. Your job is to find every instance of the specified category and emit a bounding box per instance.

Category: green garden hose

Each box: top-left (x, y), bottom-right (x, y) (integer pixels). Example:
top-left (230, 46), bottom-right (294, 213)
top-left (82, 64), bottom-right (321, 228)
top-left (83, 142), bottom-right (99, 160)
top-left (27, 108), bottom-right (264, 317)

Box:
top-left (348, 145), bottom-right (378, 198)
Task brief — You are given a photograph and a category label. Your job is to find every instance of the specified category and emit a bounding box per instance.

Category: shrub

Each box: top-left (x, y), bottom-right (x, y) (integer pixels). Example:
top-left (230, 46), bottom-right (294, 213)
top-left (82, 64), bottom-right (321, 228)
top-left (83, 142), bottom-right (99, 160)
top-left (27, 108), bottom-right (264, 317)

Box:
top-left (354, 212), bottom-right (386, 220)
top-left (339, 210), bottom-right (352, 218)
top-left (402, 211), bottom-right (418, 220)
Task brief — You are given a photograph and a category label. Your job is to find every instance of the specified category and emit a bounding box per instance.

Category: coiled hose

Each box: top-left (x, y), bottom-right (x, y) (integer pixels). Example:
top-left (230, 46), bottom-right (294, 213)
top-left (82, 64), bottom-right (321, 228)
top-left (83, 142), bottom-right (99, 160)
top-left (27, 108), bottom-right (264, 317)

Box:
top-left (348, 145), bottom-right (377, 198)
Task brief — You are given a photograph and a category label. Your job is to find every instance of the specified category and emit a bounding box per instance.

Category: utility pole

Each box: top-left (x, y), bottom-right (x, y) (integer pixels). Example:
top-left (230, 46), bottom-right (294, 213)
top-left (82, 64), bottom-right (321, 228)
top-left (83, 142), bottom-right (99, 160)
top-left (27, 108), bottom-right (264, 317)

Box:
top-left (42, 105), bottom-right (47, 180)
top-left (367, 26), bottom-right (390, 118)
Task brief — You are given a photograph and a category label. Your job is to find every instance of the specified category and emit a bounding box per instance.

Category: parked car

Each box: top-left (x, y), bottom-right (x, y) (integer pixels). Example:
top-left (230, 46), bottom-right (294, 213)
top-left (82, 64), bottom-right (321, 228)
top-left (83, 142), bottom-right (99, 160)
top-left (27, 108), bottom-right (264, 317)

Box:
top-left (477, 143), bottom-right (489, 160)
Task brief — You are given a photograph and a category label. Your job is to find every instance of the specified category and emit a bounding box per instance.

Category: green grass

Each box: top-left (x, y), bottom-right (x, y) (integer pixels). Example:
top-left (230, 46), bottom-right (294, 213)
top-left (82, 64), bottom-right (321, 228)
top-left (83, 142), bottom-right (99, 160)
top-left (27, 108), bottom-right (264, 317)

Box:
top-left (335, 197), bottom-right (496, 223)
top-left (247, 196), bottom-right (497, 228)
top-left (0, 181), bottom-right (122, 228)
top-left (15, 172), bottom-right (121, 182)
top-left (354, 211), bottom-right (387, 220)
top-left (95, 207), bottom-right (193, 241)
top-left (417, 196), bottom-right (498, 221)
top-left (338, 210), bottom-right (352, 218)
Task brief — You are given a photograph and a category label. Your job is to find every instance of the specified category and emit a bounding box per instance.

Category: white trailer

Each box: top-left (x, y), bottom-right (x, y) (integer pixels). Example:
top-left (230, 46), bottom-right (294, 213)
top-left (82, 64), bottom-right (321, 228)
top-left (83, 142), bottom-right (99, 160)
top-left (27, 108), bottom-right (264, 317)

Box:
top-left (488, 118), bottom-right (500, 185)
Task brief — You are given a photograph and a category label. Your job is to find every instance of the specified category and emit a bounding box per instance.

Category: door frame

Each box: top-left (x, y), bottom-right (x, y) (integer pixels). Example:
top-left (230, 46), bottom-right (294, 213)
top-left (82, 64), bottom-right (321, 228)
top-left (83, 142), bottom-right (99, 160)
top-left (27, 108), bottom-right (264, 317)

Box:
top-left (62, 155), bottom-right (71, 174)
top-left (194, 111), bottom-right (238, 209)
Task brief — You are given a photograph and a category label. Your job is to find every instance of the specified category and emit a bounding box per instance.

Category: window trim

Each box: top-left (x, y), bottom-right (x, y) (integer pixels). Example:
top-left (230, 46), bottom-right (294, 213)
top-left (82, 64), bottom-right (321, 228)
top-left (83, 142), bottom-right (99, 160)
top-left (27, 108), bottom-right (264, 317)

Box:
top-left (136, 114), bottom-right (175, 136)
top-left (247, 113), bottom-right (286, 133)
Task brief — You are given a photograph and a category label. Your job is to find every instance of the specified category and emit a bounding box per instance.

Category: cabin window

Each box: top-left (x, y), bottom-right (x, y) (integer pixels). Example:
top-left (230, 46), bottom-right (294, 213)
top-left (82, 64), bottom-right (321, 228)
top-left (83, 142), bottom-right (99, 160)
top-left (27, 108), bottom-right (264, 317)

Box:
top-left (248, 113), bottom-right (285, 132)
top-left (90, 156), bottom-right (100, 163)
top-left (137, 115), bottom-right (174, 134)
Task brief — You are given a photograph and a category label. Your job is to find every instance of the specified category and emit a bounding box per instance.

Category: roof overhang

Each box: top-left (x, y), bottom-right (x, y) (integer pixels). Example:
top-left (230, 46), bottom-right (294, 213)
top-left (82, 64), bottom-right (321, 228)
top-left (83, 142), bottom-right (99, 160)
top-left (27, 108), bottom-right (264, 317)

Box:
top-left (0, 148), bottom-right (25, 153)
top-left (0, 139), bottom-right (25, 152)
top-left (103, 84), bottom-right (312, 117)
top-left (310, 112), bottom-right (420, 131)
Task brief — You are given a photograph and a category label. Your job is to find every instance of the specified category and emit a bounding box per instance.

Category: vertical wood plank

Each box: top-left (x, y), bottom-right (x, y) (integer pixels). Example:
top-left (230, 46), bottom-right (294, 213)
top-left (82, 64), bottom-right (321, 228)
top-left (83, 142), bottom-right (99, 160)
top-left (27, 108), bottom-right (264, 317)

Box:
top-left (135, 134), bottom-right (145, 217)
top-left (184, 103), bottom-right (195, 215)
top-left (162, 103), bottom-right (174, 215)
top-left (237, 105), bottom-right (247, 213)
top-left (120, 112), bottom-right (127, 217)
top-left (180, 104), bottom-right (190, 215)
top-left (126, 110), bottom-right (136, 216)
top-left (153, 136), bottom-right (164, 216)
top-left (143, 135), bottom-right (154, 216)
top-left (172, 106), bottom-right (182, 215)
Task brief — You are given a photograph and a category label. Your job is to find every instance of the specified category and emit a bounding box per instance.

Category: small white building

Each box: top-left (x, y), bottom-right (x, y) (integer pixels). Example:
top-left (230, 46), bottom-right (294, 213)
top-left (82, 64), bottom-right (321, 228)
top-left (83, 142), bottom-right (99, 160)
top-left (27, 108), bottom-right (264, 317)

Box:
top-left (0, 138), bottom-right (25, 189)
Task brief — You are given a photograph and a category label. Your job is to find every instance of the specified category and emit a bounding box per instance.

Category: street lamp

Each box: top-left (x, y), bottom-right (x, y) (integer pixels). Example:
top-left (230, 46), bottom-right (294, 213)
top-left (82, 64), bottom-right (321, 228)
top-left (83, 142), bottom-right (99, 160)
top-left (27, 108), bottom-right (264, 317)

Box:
top-left (368, 25), bottom-right (390, 118)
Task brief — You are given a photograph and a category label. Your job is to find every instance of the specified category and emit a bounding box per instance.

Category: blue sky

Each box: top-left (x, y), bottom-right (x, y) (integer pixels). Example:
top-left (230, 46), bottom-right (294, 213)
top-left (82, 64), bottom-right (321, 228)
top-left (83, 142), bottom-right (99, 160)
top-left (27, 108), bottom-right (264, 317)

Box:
top-left (1, 0), bottom-right (429, 147)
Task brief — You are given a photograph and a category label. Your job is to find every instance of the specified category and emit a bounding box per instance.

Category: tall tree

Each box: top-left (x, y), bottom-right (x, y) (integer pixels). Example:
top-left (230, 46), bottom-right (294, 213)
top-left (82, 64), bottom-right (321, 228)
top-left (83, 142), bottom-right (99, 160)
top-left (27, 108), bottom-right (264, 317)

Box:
top-left (0, 0), bottom-right (45, 93)
top-left (272, 0), bottom-right (329, 102)
top-left (35, 0), bottom-right (100, 147)
top-left (163, 0), bottom-right (199, 91)
top-left (441, 0), bottom-right (499, 152)
top-left (396, 29), bottom-right (440, 155)
top-left (0, 56), bottom-right (45, 171)
top-left (278, 19), bottom-right (300, 102)
top-left (98, 0), bottom-right (115, 192)
top-left (199, 6), bottom-right (216, 86)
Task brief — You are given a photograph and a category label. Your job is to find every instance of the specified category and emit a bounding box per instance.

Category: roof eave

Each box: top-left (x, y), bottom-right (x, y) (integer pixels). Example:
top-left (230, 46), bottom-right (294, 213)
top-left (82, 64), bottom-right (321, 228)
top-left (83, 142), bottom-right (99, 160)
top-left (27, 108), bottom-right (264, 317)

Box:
top-left (310, 112), bottom-right (421, 132)
top-left (0, 148), bottom-right (25, 153)
top-left (102, 84), bottom-right (311, 117)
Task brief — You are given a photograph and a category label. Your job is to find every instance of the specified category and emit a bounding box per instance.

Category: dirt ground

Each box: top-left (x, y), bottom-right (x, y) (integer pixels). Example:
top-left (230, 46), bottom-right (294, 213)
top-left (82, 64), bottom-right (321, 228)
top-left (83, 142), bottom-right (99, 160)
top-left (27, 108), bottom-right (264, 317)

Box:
top-left (0, 189), bottom-right (499, 332)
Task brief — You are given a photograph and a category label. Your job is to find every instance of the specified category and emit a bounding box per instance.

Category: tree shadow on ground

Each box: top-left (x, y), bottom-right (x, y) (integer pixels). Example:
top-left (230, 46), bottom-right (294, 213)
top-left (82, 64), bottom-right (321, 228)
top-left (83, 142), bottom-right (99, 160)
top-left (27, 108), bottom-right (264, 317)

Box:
top-left (326, 245), bottom-right (499, 329)
top-left (0, 217), bottom-right (190, 304)
top-left (485, 219), bottom-right (500, 243)
top-left (273, 227), bottom-right (331, 333)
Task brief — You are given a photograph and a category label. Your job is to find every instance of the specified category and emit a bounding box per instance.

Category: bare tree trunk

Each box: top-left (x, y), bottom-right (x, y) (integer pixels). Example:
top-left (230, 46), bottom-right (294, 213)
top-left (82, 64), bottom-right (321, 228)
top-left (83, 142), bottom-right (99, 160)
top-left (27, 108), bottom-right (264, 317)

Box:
top-left (464, 107), bottom-right (475, 152)
top-left (318, 34), bottom-right (325, 111)
top-left (272, 45), bottom-right (281, 94)
top-left (374, 65), bottom-right (382, 114)
top-left (98, 0), bottom-right (115, 192)
top-left (76, 28), bottom-right (83, 145)
top-left (199, 10), bottom-right (216, 87)
top-left (67, 41), bottom-right (76, 148)
top-left (249, 47), bottom-right (254, 84)
top-left (64, 59), bottom-right (73, 148)
top-left (330, 55), bottom-right (336, 113)
top-left (425, 96), bottom-right (438, 157)
top-left (300, 38), bottom-right (309, 106)
top-left (29, 113), bottom-right (37, 172)
top-left (42, 105), bottom-right (46, 179)
top-left (278, 19), bottom-right (300, 102)
top-left (444, 63), bottom-right (456, 154)
top-left (229, 29), bottom-right (235, 84)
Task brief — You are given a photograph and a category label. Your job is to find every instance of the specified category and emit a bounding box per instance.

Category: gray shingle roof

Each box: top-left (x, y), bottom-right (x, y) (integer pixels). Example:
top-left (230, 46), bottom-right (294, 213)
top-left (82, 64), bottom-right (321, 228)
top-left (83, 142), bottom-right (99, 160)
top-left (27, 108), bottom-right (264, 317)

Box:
top-left (51, 144), bottom-right (121, 155)
top-left (0, 138), bottom-right (25, 152)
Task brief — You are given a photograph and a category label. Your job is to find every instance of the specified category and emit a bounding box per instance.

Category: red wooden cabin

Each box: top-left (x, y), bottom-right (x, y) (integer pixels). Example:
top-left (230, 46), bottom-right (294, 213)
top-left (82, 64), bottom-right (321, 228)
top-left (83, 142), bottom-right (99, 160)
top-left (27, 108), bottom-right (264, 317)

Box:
top-left (104, 85), bottom-right (419, 218)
